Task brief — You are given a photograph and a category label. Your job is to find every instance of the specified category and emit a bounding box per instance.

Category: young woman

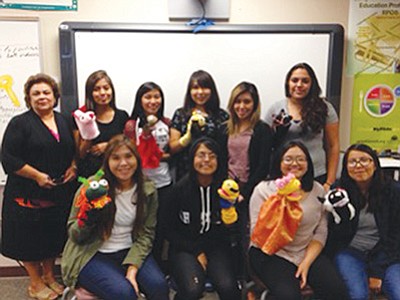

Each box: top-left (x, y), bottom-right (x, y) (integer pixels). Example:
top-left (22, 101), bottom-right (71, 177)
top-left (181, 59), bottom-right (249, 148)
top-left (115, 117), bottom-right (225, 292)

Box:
top-left (169, 70), bottom-right (229, 181)
top-left (326, 144), bottom-right (400, 300)
top-left (265, 63), bottom-right (339, 191)
top-left (75, 70), bottom-right (129, 178)
top-left (221, 82), bottom-right (273, 279)
top-left (222, 81), bottom-right (273, 202)
top-left (61, 134), bottom-right (169, 300)
top-left (165, 138), bottom-right (241, 300)
top-left (124, 82), bottom-right (172, 270)
top-left (248, 141), bottom-right (348, 300)
top-left (1, 74), bottom-right (76, 300)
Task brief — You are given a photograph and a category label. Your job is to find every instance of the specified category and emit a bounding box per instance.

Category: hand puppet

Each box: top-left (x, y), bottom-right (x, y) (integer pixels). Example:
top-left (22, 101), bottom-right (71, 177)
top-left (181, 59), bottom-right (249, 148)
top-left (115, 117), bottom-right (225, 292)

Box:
top-left (137, 115), bottom-right (163, 169)
top-left (218, 179), bottom-right (240, 225)
top-left (75, 170), bottom-right (111, 227)
top-left (190, 110), bottom-right (207, 138)
top-left (73, 109), bottom-right (100, 140)
top-left (251, 173), bottom-right (303, 255)
top-left (272, 109), bottom-right (292, 141)
top-left (319, 188), bottom-right (355, 224)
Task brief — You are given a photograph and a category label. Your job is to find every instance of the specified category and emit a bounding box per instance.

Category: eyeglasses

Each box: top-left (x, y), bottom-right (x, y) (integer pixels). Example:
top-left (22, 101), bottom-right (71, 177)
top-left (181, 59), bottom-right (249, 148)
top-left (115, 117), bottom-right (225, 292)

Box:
top-left (347, 157), bottom-right (373, 168)
top-left (282, 156), bottom-right (307, 165)
top-left (195, 152), bottom-right (217, 160)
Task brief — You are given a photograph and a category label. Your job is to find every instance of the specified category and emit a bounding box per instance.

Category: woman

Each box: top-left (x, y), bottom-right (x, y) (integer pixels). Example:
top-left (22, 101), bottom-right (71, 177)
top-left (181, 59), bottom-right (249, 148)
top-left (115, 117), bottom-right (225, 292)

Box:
top-left (221, 82), bottom-right (273, 278)
top-left (222, 81), bottom-right (273, 202)
top-left (326, 144), bottom-right (400, 300)
top-left (124, 82), bottom-right (172, 270)
top-left (61, 134), bottom-right (169, 300)
top-left (248, 141), bottom-right (348, 300)
top-left (75, 70), bottom-right (129, 178)
top-left (165, 138), bottom-right (241, 300)
top-left (265, 63), bottom-right (339, 190)
top-left (169, 70), bottom-right (229, 181)
top-left (1, 74), bottom-right (77, 300)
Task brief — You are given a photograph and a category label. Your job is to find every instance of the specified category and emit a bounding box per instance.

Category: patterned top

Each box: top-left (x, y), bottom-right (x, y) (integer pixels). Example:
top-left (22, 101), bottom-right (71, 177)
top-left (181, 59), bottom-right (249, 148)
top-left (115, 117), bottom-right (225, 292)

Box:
top-left (171, 108), bottom-right (229, 181)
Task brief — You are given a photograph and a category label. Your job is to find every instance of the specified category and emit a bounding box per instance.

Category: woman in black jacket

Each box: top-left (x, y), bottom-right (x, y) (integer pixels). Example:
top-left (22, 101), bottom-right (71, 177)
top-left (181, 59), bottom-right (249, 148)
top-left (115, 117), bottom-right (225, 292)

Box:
top-left (326, 144), bottom-right (400, 300)
top-left (165, 137), bottom-right (241, 300)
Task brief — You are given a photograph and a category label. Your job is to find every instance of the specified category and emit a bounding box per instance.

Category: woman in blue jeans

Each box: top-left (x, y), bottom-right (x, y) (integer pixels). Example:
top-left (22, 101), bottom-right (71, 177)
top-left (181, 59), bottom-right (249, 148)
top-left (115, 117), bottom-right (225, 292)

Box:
top-left (62, 134), bottom-right (169, 300)
top-left (326, 144), bottom-right (400, 300)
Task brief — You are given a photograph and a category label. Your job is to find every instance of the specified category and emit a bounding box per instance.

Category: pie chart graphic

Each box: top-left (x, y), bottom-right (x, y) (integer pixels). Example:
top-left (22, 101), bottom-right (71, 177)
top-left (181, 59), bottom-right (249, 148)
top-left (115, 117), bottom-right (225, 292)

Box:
top-left (364, 85), bottom-right (396, 117)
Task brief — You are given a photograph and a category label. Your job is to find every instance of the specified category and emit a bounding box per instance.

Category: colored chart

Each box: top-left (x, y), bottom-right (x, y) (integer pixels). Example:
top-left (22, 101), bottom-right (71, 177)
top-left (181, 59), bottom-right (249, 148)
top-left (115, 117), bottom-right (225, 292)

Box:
top-left (364, 85), bottom-right (396, 117)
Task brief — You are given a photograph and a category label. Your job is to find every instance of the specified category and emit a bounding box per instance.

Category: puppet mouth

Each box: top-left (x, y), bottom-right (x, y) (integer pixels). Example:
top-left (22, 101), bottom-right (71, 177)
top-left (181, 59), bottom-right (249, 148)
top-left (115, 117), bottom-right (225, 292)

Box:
top-left (286, 191), bottom-right (302, 201)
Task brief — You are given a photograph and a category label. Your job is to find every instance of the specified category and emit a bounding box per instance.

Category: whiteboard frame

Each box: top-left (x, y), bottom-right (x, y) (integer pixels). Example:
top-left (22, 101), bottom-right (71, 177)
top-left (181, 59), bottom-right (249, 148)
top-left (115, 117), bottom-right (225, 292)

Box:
top-left (59, 22), bottom-right (344, 115)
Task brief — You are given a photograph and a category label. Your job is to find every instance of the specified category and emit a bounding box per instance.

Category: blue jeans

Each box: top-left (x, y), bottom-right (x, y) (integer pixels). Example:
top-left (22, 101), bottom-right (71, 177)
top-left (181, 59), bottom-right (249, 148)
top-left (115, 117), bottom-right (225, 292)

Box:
top-left (78, 249), bottom-right (169, 300)
top-left (335, 248), bottom-right (400, 300)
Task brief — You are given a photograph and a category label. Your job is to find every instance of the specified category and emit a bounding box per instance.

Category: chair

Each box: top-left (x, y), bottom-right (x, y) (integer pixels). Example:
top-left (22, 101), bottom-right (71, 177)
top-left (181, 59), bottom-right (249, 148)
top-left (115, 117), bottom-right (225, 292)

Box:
top-left (379, 157), bottom-right (400, 181)
top-left (61, 286), bottom-right (101, 300)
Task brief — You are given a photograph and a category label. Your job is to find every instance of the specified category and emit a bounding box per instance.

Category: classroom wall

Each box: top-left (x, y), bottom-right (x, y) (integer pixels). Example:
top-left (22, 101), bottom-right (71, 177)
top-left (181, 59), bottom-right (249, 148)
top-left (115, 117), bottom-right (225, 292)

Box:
top-left (0, 0), bottom-right (352, 148)
top-left (0, 0), bottom-right (353, 268)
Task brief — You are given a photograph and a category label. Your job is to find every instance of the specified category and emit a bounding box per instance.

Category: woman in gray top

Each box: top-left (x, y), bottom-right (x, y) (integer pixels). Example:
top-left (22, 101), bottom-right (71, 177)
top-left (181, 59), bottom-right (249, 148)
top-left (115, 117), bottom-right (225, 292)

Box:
top-left (265, 63), bottom-right (339, 191)
top-left (249, 141), bottom-right (348, 300)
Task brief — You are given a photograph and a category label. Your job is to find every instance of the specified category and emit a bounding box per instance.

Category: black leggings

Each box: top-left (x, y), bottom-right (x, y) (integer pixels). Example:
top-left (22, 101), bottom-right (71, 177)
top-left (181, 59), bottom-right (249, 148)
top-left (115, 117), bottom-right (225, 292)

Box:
top-left (249, 247), bottom-right (349, 300)
top-left (169, 247), bottom-right (241, 300)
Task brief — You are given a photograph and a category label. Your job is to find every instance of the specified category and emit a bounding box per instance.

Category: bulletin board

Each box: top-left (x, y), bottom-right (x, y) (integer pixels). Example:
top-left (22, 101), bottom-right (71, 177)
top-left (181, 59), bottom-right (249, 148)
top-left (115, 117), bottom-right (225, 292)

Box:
top-left (0, 17), bottom-right (41, 183)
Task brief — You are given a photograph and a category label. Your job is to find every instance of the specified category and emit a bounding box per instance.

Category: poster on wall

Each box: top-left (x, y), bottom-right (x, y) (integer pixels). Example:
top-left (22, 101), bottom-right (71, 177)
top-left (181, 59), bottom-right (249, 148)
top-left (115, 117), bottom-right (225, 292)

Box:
top-left (347, 0), bottom-right (400, 75)
top-left (0, 0), bottom-right (77, 10)
top-left (0, 18), bottom-right (41, 183)
top-left (350, 73), bottom-right (400, 152)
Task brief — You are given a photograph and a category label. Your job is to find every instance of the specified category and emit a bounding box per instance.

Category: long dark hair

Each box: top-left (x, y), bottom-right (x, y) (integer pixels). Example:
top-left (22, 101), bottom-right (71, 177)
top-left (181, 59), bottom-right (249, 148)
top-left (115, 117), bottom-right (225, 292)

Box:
top-left (85, 70), bottom-right (117, 111)
top-left (339, 144), bottom-right (385, 212)
top-left (97, 134), bottom-right (146, 240)
top-left (129, 82), bottom-right (165, 127)
top-left (183, 70), bottom-right (221, 117)
top-left (270, 141), bottom-right (314, 192)
top-left (188, 137), bottom-right (225, 185)
top-left (285, 63), bottom-right (328, 134)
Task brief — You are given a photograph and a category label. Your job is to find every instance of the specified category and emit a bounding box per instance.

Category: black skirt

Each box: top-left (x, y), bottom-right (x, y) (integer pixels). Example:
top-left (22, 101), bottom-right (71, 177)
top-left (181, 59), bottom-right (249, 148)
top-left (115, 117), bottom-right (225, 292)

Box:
top-left (1, 197), bottom-right (71, 261)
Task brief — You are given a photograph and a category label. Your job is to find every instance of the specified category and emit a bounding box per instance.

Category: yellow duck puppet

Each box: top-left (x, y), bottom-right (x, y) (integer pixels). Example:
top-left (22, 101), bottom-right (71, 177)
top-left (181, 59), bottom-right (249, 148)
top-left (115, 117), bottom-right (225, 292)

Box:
top-left (251, 172), bottom-right (303, 255)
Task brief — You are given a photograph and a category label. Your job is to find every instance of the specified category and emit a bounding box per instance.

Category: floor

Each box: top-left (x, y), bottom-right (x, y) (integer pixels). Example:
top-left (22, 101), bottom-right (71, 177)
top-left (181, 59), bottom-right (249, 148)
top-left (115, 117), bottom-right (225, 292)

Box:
top-left (0, 276), bottom-right (220, 300)
top-left (0, 253), bottom-right (220, 300)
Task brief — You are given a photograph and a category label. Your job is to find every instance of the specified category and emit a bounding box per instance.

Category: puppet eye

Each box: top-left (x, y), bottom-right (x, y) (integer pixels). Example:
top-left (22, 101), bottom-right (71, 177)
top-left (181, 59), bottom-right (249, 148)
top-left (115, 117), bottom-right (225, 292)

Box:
top-left (99, 179), bottom-right (108, 187)
top-left (89, 181), bottom-right (100, 189)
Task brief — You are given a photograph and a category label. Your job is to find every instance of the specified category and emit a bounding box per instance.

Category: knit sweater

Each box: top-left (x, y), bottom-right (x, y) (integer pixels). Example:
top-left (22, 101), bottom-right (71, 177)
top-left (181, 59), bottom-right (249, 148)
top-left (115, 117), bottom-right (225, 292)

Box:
top-left (249, 180), bottom-right (327, 266)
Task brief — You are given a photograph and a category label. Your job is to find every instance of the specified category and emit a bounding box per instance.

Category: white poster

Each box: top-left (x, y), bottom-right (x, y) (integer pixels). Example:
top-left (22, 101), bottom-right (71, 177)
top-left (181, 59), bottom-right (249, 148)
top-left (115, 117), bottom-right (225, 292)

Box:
top-left (0, 19), bottom-right (41, 183)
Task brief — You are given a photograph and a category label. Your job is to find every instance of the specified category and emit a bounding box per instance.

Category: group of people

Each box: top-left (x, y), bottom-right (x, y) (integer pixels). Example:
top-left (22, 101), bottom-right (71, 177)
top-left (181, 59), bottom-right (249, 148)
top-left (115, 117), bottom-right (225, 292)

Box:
top-left (0, 63), bottom-right (399, 300)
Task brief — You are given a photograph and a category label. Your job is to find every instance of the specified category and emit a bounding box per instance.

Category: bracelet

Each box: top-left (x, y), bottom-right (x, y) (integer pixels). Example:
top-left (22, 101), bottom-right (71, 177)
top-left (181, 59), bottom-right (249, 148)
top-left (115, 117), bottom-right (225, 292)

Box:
top-left (325, 181), bottom-right (332, 186)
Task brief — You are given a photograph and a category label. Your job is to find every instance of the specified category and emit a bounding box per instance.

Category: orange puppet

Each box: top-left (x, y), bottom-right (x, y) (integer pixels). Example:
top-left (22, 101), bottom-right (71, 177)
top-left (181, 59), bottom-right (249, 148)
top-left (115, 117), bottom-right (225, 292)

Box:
top-left (251, 173), bottom-right (303, 255)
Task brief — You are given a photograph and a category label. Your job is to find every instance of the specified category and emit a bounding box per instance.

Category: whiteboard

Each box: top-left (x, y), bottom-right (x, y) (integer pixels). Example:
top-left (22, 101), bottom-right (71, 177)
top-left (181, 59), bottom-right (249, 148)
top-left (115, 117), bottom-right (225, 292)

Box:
top-left (0, 18), bottom-right (41, 184)
top-left (59, 23), bottom-right (344, 118)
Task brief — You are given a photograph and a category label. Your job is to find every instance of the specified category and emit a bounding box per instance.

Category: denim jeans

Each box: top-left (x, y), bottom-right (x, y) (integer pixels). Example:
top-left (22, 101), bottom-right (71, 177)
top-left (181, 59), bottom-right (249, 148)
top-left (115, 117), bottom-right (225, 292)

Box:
top-left (78, 249), bottom-right (169, 300)
top-left (335, 248), bottom-right (400, 300)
